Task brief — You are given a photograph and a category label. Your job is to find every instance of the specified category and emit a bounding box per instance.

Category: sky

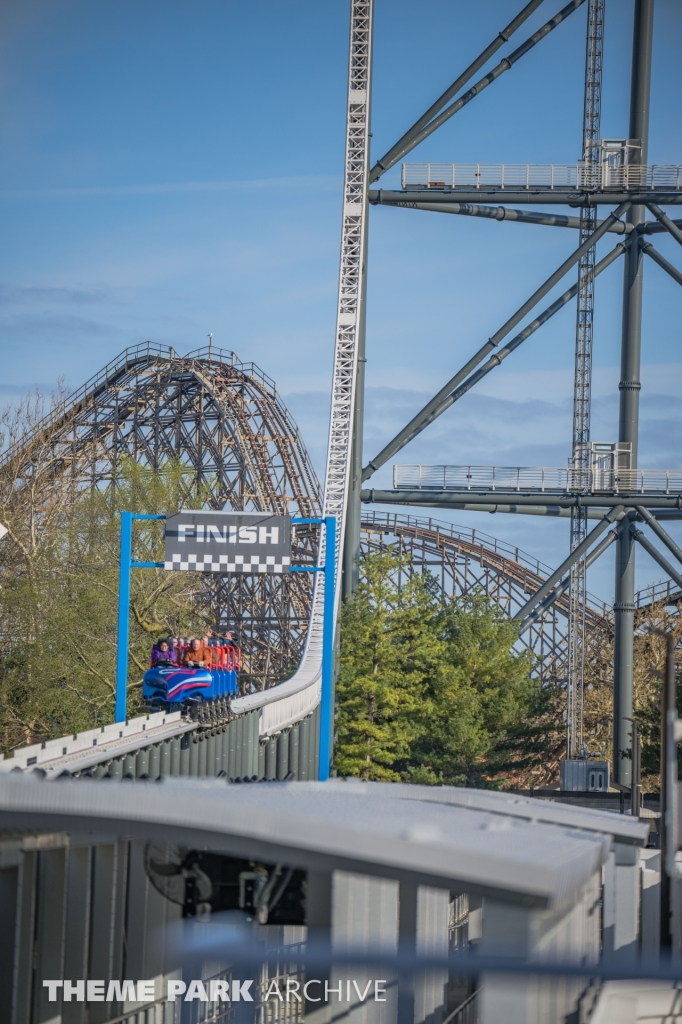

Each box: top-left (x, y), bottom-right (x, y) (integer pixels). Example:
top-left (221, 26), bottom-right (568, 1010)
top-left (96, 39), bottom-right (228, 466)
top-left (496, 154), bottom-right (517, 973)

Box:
top-left (0, 0), bottom-right (681, 603)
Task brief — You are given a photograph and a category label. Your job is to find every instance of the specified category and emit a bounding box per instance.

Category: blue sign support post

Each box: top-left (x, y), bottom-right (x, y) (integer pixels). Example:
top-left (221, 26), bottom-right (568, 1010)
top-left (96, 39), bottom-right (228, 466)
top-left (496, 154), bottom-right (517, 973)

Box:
top-left (115, 512), bottom-right (165, 723)
top-left (115, 511), bottom-right (338, 780)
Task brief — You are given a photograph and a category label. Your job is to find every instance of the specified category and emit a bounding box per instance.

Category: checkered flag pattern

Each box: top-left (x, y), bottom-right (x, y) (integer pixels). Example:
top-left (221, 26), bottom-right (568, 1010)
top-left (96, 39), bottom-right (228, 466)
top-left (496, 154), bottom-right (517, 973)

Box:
top-left (165, 553), bottom-right (291, 574)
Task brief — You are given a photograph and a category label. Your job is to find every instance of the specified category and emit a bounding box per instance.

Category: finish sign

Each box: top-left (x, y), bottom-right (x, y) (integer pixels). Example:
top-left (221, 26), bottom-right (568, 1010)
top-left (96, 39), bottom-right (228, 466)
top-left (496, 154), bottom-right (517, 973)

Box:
top-left (164, 511), bottom-right (291, 574)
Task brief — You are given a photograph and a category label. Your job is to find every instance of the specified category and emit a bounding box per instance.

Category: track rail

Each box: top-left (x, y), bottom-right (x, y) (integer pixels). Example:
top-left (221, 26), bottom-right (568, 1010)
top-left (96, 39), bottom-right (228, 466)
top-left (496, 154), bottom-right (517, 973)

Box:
top-left (236, 0), bottom-right (375, 737)
top-left (360, 511), bottom-right (609, 633)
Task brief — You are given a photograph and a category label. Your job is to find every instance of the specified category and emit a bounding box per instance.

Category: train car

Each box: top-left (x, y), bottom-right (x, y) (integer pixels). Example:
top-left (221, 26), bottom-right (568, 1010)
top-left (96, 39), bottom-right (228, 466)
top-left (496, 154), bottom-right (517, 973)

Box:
top-left (142, 640), bottom-right (241, 707)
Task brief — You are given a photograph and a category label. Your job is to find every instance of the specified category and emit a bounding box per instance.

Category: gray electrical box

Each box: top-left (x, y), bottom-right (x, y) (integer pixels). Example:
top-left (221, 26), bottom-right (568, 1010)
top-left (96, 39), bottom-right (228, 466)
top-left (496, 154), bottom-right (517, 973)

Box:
top-left (560, 759), bottom-right (610, 793)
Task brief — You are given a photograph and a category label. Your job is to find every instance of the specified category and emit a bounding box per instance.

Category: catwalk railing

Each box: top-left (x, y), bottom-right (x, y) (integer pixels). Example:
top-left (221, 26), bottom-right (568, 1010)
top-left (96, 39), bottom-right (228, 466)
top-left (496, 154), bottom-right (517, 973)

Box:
top-left (394, 464), bottom-right (682, 495)
top-left (401, 162), bottom-right (682, 192)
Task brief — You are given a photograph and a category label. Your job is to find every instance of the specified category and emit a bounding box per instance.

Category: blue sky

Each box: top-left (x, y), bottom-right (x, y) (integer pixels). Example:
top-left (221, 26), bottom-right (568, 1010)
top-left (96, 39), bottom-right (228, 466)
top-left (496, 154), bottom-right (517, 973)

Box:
top-left (1, 0), bottom-right (681, 601)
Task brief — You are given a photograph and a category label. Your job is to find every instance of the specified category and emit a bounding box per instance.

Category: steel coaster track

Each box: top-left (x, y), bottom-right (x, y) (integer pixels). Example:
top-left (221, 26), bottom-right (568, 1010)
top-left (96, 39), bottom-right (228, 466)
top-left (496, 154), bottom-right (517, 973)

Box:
top-left (232, 0), bottom-right (375, 735)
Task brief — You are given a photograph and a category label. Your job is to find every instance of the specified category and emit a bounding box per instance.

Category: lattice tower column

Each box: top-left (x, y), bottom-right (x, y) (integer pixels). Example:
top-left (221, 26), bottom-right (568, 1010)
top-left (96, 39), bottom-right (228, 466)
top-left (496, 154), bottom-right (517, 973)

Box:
top-left (567, 0), bottom-right (604, 760)
top-left (323, 0), bottom-right (374, 619)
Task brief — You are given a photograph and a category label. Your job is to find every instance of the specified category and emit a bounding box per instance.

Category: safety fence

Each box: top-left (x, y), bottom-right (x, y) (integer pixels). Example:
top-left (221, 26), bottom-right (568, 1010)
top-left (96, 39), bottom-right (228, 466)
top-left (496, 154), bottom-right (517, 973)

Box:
top-left (393, 464), bottom-right (682, 496)
top-left (401, 162), bottom-right (682, 192)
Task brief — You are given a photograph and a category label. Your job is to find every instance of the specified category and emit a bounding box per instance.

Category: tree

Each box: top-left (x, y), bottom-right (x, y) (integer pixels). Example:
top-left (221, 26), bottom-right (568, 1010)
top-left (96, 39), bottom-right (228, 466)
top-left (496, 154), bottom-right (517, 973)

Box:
top-left (335, 549), bottom-right (554, 787)
top-left (335, 551), bottom-right (432, 780)
top-left (407, 593), bottom-right (554, 787)
top-left (0, 458), bottom-right (210, 752)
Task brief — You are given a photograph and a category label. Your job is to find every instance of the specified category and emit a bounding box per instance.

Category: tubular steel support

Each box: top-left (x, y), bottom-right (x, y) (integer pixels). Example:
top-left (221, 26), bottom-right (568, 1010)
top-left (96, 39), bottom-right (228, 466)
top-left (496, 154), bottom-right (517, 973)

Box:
top-left (637, 505), bottom-right (682, 565)
top-left (381, 201), bottom-right (632, 233)
top-left (370, 0), bottom-right (586, 178)
top-left (368, 0), bottom-right (543, 183)
top-left (641, 218), bottom-right (682, 235)
top-left (646, 202), bottom-right (682, 247)
top-left (362, 206), bottom-right (630, 482)
top-left (370, 189), bottom-right (682, 207)
top-left (413, 242), bottom-right (627, 426)
top-left (631, 527), bottom-right (682, 592)
top-left (514, 505), bottom-right (624, 622)
top-left (365, 496), bottom-right (638, 518)
top-left (614, 0), bottom-right (654, 789)
top-left (362, 489), bottom-right (682, 511)
top-left (519, 528), bottom-right (617, 632)
top-left (640, 240), bottom-right (682, 288)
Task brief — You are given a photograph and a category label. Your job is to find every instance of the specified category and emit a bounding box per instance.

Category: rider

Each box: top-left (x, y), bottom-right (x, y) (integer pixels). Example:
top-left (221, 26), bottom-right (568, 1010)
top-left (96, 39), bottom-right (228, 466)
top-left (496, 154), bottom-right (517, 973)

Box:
top-left (151, 638), bottom-right (177, 667)
top-left (183, 637), bottom-right (209, 668)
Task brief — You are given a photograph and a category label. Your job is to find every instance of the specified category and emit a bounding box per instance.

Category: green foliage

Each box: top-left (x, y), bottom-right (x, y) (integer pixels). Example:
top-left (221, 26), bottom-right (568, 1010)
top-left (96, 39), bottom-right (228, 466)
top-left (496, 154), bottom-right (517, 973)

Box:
top-left (336, 549), bottom-right (556, 787)
top-left (334, 551), bottom-right (438, 781)
top-left (0, 460), bottom-right (210, 752)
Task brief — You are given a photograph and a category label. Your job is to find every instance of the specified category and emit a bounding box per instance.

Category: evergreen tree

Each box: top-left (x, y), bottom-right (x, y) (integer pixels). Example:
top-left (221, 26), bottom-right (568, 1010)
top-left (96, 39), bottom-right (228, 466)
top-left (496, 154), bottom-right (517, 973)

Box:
top-left (336, 550), bottom-right (556, 787)
top-left (335, 550), bottom-right (440, 780)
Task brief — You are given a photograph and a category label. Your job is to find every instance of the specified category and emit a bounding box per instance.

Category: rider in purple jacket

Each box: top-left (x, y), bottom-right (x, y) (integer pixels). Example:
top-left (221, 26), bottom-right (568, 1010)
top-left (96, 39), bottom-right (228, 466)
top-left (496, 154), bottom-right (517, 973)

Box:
top-left (151, 639), bottom-right (177, 667)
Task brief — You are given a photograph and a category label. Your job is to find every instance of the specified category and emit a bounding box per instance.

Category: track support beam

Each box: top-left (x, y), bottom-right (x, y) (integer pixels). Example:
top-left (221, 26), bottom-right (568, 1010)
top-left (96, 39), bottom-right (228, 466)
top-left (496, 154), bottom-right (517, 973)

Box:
top-left (362, 206), bottom-right (630, 482)
top-left (614, 0), bottom-right (654, 788)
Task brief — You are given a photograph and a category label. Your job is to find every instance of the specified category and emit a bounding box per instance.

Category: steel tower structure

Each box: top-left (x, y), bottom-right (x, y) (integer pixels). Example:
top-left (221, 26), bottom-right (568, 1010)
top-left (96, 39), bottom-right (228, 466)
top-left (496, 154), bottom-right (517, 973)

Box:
top-left (567, 0), bottom-right (605, 761)
top-left (351, 0), bottom-right (682, 788)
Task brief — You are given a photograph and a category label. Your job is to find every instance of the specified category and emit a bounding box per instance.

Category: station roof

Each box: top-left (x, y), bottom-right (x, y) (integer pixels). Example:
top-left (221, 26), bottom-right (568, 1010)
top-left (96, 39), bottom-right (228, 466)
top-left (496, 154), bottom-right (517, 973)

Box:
top-left (320, 779), bottom-right (650, 847)
top-left (0, 774), bottom-right (640, 910)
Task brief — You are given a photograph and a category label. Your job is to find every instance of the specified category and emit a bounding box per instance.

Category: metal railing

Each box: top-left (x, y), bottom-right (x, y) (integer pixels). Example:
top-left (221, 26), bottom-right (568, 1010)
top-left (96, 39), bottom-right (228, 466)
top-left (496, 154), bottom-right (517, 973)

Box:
top-left (254, 944), bottom-right (306, 1024)
top-left (393, 464), bottom-right (682, 495)
top-left (442, 992), bottom-right (480, 1024)
top-left (97, 999), bottom-right (179, 1024)
top-left (360, 509), bottom-right (610, 622)
top-left (401, 162), bottom-right (682, 191)
top-left (635, 577), bottom-right (682, 608)
top-left (0, 341), bottom-right (248, 467)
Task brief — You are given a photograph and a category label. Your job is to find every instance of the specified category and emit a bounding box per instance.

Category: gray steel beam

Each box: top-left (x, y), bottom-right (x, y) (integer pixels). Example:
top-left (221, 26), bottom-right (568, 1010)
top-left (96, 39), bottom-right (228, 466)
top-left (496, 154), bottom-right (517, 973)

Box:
top-left (370, 189), bottom-right (682, 206)
top-left (636, 505), bottom-right (682, 566)
top-left (362, 489), bottom-right (682, 510)
top-left (519, 528), bottom-right (618, 631)
top-left (362, 204), bottom-right (630, 482)
top-left (646, 202), bottom-right (682, 247)
top-left (378, 200), bottom-right (633, 233)
top-left (614, 0), bottom-right (654, 790)
top-left (640, 240), bottom-right (682, 287)
top-left (370, 0), bottom-right (585, 177)
top-left (640, 218), bottom-right (682, 235)
top-left (369, 500), bottom-right (614, 518)
top-left (429, 241), bottom-right (627, 418)
top-left (632, 527), bottom-right (682, 592)
top-left (513, 506), bottom-right (624, 621)
top-left (369, 0), bottom-right (543, 182)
